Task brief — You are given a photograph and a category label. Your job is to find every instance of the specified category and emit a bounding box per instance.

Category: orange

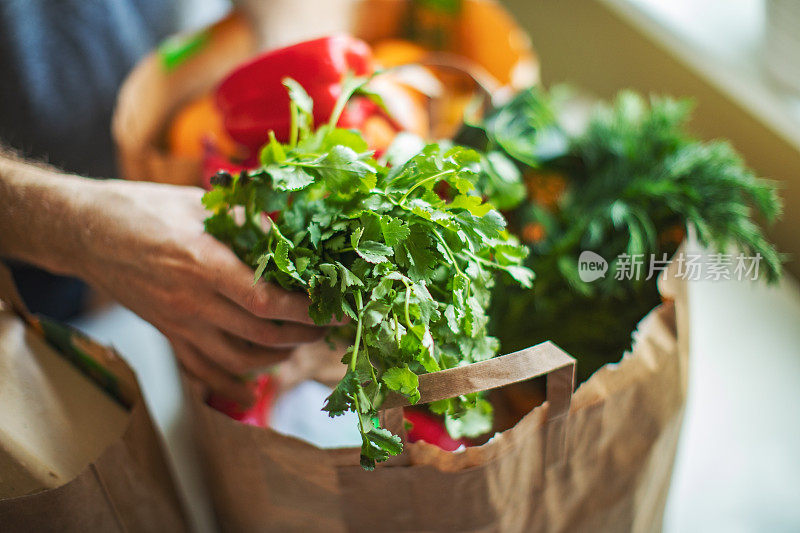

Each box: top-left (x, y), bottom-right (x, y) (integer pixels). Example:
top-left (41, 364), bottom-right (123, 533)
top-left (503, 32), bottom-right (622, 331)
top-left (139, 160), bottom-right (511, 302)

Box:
top-left (522, 222), bottom-right (546, 244)
top-left (167, 93), bottom-right (240, 159)
top-left (373, 38), bottom-right (429, 68)
top-left (457, 0), bottom-right (538, 87)
top-left (524, 170), bottom-right (567, 209)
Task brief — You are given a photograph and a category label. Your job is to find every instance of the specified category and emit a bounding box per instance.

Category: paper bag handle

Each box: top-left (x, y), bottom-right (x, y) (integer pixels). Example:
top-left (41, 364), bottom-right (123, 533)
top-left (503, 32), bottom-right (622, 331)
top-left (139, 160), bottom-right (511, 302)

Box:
top-left (380, 341), bottom-right (575, 466)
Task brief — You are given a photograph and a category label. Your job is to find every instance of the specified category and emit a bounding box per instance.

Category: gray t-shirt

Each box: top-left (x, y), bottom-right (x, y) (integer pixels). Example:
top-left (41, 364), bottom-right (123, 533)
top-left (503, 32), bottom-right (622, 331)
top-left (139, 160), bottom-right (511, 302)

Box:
top-left (0, 0), bottom-right (177, 177)
top-left (0, 0), bottom-right (177, 318)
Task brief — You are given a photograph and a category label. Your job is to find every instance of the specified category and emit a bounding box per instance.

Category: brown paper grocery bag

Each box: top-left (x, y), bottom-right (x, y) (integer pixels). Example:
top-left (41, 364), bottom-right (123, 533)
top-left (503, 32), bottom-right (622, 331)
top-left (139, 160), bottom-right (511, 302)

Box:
top-left (187, 341), bottom-right (574, 532)
top-left (0, 264), bottom-right (188, 532)
top-left (187, 257), bottom-right (687, 532)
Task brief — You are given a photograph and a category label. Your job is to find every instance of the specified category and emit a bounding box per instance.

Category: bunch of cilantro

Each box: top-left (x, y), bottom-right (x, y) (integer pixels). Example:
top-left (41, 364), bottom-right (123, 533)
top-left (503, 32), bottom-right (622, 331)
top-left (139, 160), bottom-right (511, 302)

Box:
top-left (203, 77), bottom-right (533, 470)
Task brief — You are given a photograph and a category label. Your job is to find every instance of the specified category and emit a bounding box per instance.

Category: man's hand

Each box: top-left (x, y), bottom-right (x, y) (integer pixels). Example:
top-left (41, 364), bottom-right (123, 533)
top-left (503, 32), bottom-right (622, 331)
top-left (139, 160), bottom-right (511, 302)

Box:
top-left (0, 158), bottom-right (330, 405)
top-left (79, 180), bottom-right (333, 405)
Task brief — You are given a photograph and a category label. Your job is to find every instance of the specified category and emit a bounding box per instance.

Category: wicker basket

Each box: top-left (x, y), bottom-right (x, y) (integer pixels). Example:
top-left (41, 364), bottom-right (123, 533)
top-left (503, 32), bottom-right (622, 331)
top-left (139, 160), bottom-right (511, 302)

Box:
top-left (112, 0), bottom-right (538, 186)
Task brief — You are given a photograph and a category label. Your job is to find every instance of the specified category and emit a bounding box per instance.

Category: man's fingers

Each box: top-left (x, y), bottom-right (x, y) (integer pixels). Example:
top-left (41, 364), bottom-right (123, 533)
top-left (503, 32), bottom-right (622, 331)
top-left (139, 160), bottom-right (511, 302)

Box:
top-left (200, 236), bottom-right (346, 326)
top-left (171, 339), bottom-right (253, 406)
top-left (207, 295), bottom-right (327, 347)
top-left (181, 326), bottom-right (296, 375)
top-left (206, 241), bottom-right (315, 324)
top-left (229, 277), bottom-right (318, 325)
top-left (245, 281), bottom-right (349, 326)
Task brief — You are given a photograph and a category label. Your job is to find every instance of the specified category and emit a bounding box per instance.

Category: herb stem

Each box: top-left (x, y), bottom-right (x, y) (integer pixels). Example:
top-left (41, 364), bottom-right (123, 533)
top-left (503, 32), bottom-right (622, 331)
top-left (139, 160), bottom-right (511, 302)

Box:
top-left (399, 169), bottom-right (456, 203)
top-left (368, 352), bottom-right (377, 383)
top-left (244, 187), bottom-right (258, 227)
top-left (289, 101), bottom-right (299, 148)
top-left (432, 228), bottom-right (463, 277)
top-left (350, 291), bottom-right (364, 371)
top-left (327, 72), bottom-right (370, 128)
top-left (461, 250), bottom-right (491, 266)
top-left (404, 283), bottom-right (412, 330)
top-left (393, 312), bottom-right (401, 346)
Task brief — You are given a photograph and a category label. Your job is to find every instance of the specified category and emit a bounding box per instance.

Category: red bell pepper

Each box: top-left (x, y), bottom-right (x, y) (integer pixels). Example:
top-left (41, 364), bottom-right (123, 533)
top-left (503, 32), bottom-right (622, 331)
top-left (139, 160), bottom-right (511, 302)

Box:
top-left (207, 374), bottom-right (277, 427)
top-left (215, 35), bottom-right (374, 151)
top-left (404, 409), bottom-right (471, 451)
top-left (200, 140), bottom-right (256, 190)
top-left (208, 376), bottom-right (472, 452)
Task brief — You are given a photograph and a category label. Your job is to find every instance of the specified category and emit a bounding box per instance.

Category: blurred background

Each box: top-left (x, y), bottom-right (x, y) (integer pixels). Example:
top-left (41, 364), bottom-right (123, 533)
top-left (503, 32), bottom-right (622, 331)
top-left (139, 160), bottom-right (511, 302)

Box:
top-left (67, 0), bottom-right (799, 531)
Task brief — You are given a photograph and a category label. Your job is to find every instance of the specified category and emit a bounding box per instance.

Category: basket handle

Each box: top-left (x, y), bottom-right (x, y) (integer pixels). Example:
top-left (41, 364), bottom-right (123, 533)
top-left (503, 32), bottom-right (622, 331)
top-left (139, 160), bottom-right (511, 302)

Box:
top-left (394, 52), bottom-right (501, 100)
top-left (380, 341), bottom-right (575, 466)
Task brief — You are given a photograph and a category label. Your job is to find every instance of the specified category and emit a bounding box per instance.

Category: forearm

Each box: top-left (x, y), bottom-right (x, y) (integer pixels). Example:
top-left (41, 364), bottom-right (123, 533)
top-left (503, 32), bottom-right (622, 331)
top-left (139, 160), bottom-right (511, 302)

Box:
top-left (0, 150), bottom-right (93, 277)
top-left (0, 147), bottom-right (327, 403)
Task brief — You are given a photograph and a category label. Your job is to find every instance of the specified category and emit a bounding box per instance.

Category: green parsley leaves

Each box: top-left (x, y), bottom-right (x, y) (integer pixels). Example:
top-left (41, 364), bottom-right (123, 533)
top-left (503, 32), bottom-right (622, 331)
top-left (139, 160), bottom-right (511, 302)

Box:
top-left (203, 77), bottom-right (532, 469)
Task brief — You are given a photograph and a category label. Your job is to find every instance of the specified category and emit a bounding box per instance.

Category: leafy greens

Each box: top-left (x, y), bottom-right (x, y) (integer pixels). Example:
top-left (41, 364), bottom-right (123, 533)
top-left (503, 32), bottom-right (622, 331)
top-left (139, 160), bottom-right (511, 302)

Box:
top-left (459, 88), bottom-right (783, 381)
top-left (203, 77), bottom-right (533, 469)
